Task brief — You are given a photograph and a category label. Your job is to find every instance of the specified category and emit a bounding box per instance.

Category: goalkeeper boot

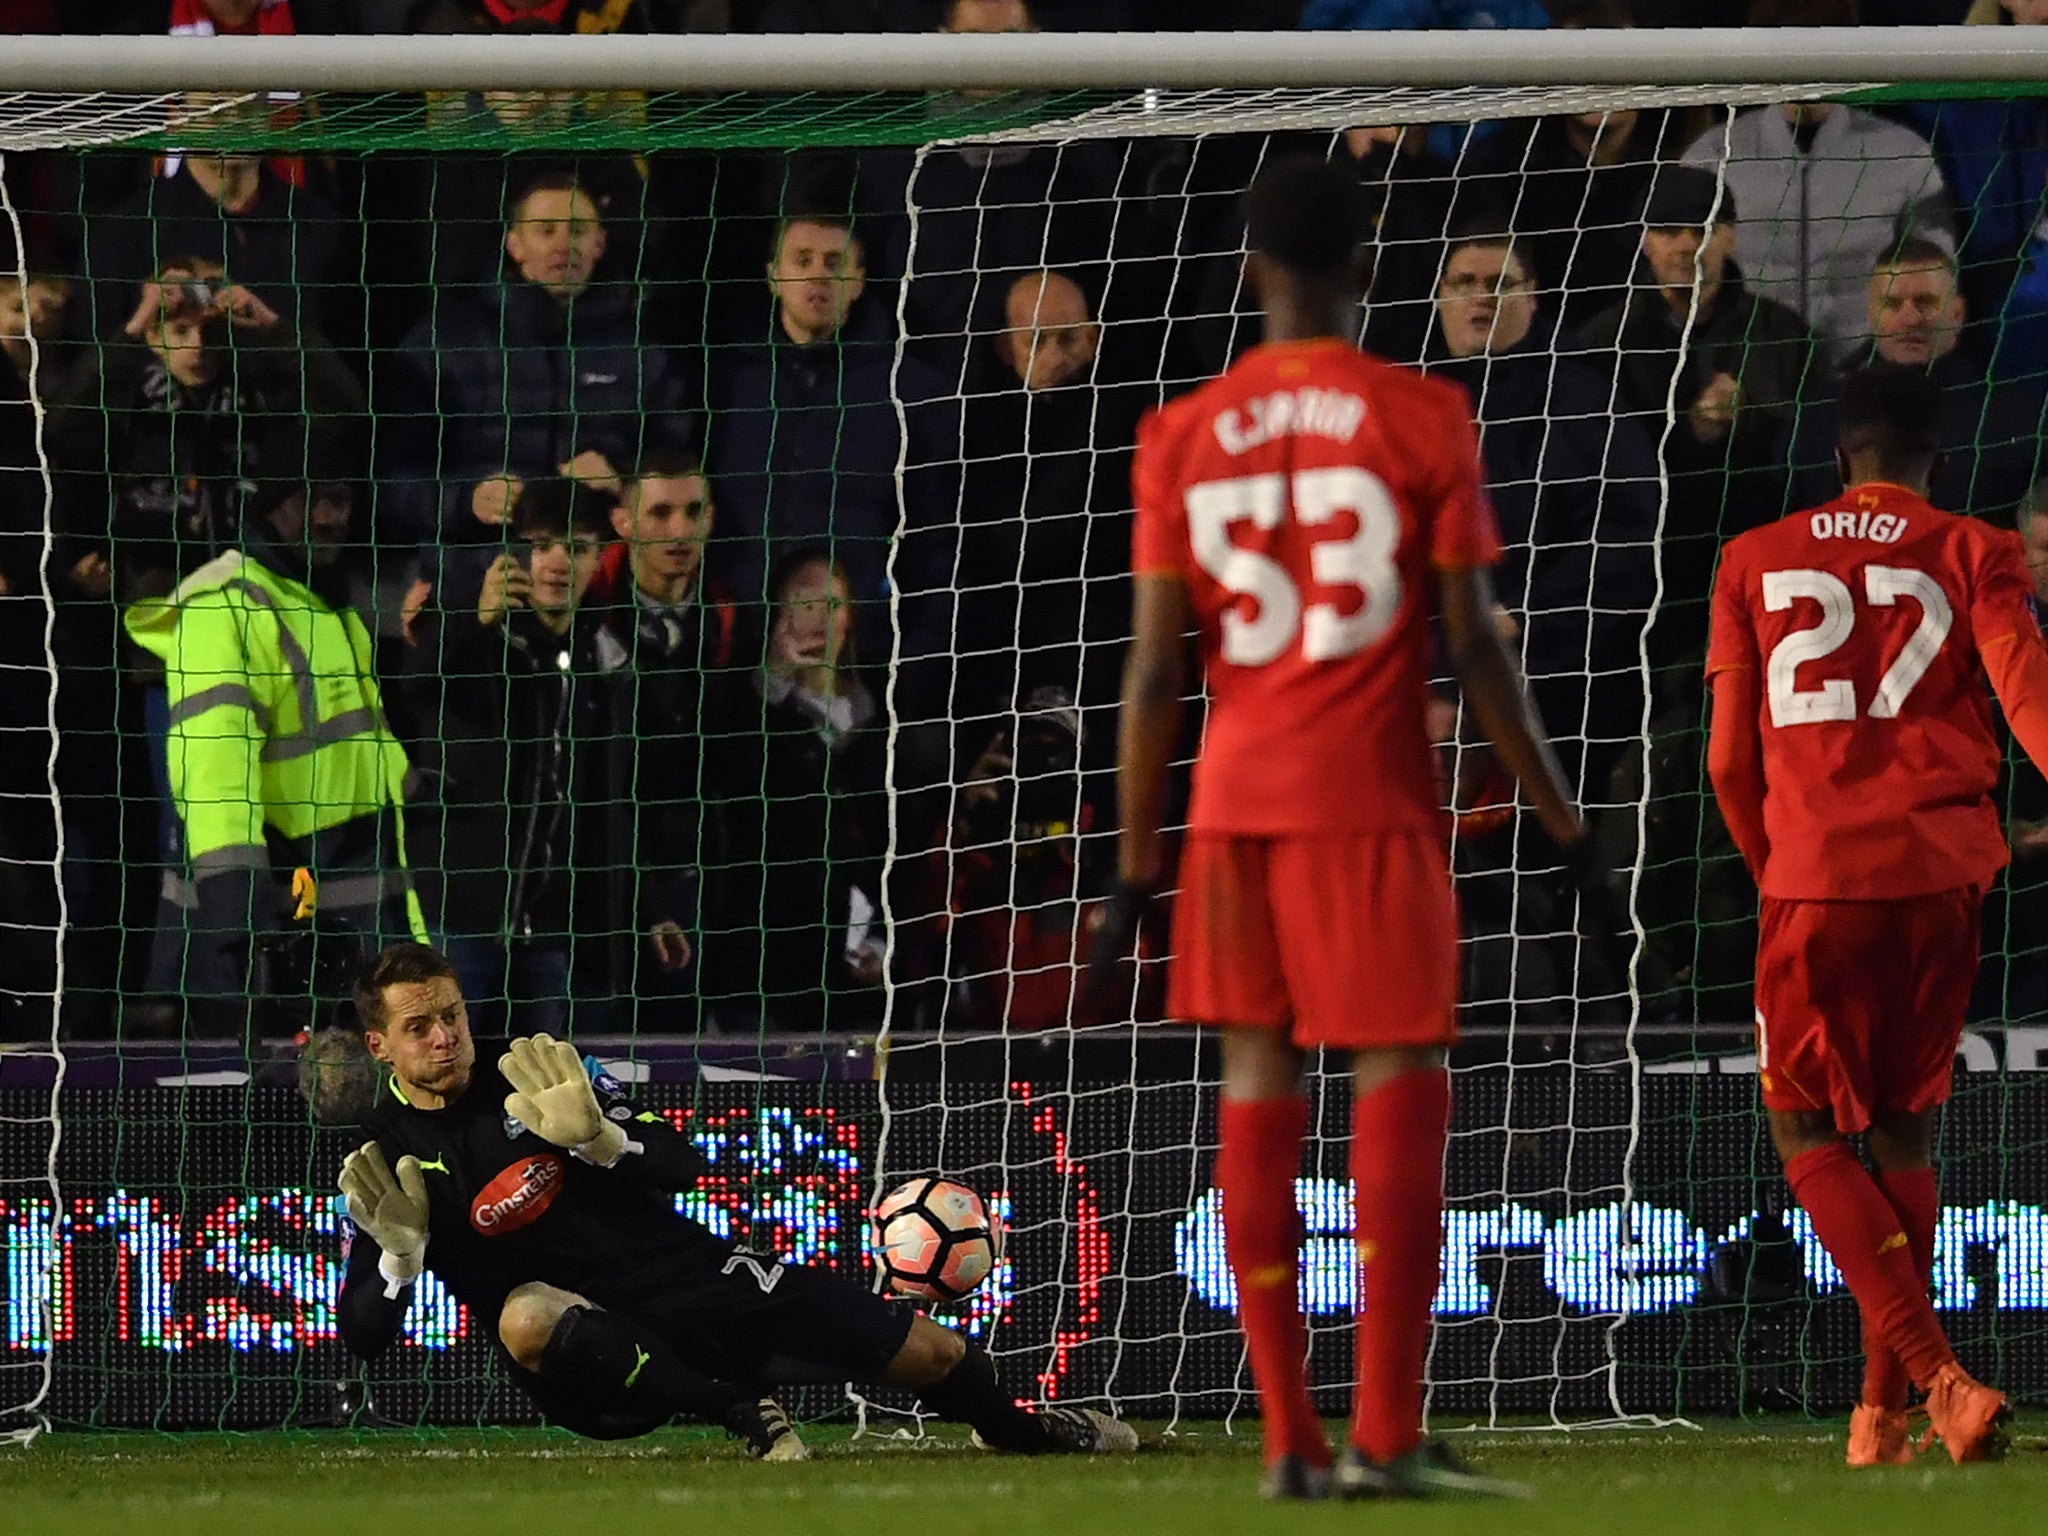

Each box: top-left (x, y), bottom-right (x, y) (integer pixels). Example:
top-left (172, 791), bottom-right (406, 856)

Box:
top-left (1032, 1406), bottom-right (1141, 1454)
top-left (725, 1397), bottom-right (810, 1462)
top-left (1845, 1404), bottom-right (1917, 1468)
top-left (1923, 1365), bottom-right (2012, 1464)
top-left (1334, 1439), bottom-right (1530, 1501)
top-left (1259, 1454), bottom-right (1332, 1501)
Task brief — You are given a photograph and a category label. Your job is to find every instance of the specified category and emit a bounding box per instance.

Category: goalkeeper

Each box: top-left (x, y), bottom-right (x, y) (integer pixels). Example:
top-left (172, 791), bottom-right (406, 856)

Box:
top-left (335, 941), bottom-right (1137, 1457)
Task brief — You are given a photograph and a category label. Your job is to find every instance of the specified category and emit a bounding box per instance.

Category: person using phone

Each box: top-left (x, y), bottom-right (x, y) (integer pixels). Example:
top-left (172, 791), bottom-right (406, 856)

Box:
top-left (403, 477), bottom-right (696, 1036)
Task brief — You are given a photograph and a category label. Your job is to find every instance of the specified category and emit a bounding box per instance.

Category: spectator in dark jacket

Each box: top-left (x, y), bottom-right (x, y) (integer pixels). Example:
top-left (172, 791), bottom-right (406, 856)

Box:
top-left (1424, 222), bottom-right (1660, 808)
top-left (844, 0), bottom-right (1122, 392)
top-left (370, 92), bottom-right (659, 334)
top-left (1575, 167), bottom-right (1817, 653)
top-left (704, 210), bottom-right (954, 715)
top-left (405, 478), bottom-right (695, 1035)
top-left (82, 149), bottom-right (346, 343)
top-left (1788, 238), bottom-right (2046, 520)
top-left (383, 170), bottom-right (696, 553)
top-left (1350, 126), bottom-right (1460, 365)
top-left (590, 450), bottom-right (744, 1025)
top-left (954, 268), bottom-right (1142, 763)
top-left (706, 546), bottom-right (888, 1034)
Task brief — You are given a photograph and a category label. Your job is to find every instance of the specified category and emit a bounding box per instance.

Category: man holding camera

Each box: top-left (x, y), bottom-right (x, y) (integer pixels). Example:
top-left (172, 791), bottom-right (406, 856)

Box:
top-left (50, 260), bottom-right (367, 1031)
top-left (403, 477), bottom-right (696, 1035)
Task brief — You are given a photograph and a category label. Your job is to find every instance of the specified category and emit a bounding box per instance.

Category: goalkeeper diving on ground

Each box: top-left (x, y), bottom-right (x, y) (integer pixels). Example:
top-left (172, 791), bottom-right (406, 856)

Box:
top-left (334, 940), bottom-right (1139, 1459)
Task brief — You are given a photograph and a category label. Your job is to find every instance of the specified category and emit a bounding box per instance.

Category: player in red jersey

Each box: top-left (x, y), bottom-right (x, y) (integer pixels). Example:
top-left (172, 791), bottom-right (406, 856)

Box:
top-left (1094, 157), bottom-right (1592, 1501)
top-left (1706, 363), bottom-right (2048, 1467)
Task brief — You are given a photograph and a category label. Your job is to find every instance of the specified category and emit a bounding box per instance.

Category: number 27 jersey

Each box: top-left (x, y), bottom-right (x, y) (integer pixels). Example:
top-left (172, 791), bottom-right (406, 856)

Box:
top-left (1705, 482), bottom-right (2042, 900)
top-left (1130, 339), bottom-right (1501, 835)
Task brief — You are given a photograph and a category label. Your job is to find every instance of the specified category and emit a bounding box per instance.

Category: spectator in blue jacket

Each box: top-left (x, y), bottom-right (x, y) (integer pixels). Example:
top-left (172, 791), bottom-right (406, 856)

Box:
top-left (1904, 1), bottom-right (2048, 384)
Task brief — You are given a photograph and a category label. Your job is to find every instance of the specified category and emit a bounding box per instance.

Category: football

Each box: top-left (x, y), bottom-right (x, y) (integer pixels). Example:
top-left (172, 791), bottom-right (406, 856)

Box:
top-left (871, 1177), bottom-right (1004, 1301)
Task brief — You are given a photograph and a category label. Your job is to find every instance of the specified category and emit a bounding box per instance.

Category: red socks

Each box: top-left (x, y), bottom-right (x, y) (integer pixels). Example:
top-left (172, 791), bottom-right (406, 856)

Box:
top-left (1861, 1165), bottom-right (1940, 1410)
top-left (1349, 1068), bottom-right (1449, 1465)
top-left (1217, 1094), bottom-right (1325, 1468)
top-left (1785, 1144), bottom-right (1954, 1392)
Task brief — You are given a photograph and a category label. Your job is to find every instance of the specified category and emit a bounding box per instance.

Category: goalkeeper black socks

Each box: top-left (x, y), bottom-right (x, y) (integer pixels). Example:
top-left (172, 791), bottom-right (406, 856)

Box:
top-left (539, 1304), bottom-right (750, 1422)
top-left (922, 1340), bottom-right (1051, 1452)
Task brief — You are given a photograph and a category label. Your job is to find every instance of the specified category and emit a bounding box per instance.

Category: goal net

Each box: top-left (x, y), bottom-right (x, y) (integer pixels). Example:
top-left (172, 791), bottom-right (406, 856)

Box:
top-left (1, 29), bottom-right (2045, 1441)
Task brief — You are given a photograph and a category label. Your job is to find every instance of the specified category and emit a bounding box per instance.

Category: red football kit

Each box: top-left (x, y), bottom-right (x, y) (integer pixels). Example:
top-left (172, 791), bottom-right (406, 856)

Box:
top-left (1706, 481), bottom-right (2048, 1128)
top-left (1130, 338), bottom-right (1501, 1047)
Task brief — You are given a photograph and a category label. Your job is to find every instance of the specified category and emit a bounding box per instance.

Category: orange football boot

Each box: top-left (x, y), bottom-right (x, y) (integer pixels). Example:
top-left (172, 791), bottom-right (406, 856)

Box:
top-left (1845, 1404), bottom-right (1915, 1468)
top-left (1923, 1365), bottom-right (2012, 1464)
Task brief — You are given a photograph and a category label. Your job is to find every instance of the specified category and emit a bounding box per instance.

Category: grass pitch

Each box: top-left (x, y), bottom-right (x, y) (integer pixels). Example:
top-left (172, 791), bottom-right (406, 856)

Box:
top-left (4, 1420), bottom-right (2046, 1536)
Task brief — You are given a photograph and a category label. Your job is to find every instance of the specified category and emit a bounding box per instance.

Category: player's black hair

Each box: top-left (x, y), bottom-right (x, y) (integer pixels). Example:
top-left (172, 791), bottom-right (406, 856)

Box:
top-left (354, 943), bottom-right (460, 1035)
top-left (511, 475), bottom-right (614, 540)
top-left (1836, 362), bottom-right (1944, 476)
top-left (1243, 155), bottom-right (1367, 280)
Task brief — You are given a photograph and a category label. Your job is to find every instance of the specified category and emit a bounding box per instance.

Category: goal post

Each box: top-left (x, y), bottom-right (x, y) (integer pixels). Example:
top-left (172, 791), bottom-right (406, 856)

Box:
top-left (0, 27), bottom-right (2044, 1442)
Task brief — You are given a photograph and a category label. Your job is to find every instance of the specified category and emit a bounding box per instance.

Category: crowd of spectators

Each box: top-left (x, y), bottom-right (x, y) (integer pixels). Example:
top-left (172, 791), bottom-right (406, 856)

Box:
top-left (1, 0), bottom-right (2045, 1044)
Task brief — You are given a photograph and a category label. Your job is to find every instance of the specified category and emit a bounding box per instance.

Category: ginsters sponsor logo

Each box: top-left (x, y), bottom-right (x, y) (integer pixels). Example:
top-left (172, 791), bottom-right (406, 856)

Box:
top-left (470, 1154), bottom-right (564, 1235)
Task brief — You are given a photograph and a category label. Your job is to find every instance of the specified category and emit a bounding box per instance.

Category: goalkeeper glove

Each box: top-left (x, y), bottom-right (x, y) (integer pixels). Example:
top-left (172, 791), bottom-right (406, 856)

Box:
top-left (500, 1033), bottom-right (629, 1166)
top-left (339, 1141), bottom-right (429, 1296)
top-left (1083, 879), bottom-right (1157, 1010)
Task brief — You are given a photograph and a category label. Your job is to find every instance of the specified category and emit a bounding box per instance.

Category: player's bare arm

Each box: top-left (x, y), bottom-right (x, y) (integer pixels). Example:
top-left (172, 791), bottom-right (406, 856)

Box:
top-left (1436, 562), bottom-right (1582, 849)
top-left (1115, 571), bottom-right (1191, 889)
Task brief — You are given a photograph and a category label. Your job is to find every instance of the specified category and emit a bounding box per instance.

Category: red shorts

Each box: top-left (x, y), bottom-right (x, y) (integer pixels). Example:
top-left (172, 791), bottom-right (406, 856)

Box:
top-left (1754, 886), bottom-right (1981, 1133)
top-left (1167, 830), bottom-right (1458, 1049)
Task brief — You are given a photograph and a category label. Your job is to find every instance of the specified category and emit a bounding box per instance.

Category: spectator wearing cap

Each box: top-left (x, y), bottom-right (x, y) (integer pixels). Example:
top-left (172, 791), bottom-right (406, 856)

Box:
top-left (1575, 165), bottom-right (1815, 652)
top-left (403, 477), bottom-right (694, 1035)
top-left (1681, 94), bottom-right (1957, 365)
top-left (1787, 237), bottom-right (2046, 520)
top-left (1424, 218), bottom-right (1661, 810)
top-left (1459, 102), bottom-right (1692, 341)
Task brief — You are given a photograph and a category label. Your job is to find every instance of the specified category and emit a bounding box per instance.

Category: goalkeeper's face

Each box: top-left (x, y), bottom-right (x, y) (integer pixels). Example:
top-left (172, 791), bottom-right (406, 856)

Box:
top-left (366, 975), bottom-right (476, 1106)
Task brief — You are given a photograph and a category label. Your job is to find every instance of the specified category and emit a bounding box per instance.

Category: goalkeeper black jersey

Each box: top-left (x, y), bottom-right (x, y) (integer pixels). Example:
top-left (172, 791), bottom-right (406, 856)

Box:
top-left (336, 1043), bottom-right (731, 1360)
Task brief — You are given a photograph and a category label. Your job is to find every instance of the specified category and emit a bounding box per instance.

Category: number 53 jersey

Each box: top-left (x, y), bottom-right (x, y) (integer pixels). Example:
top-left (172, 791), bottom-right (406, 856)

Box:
top-left (1130, 338), bottom-right (1502, 836)
top-left (1706, 481), bottom-right (2045, 901)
